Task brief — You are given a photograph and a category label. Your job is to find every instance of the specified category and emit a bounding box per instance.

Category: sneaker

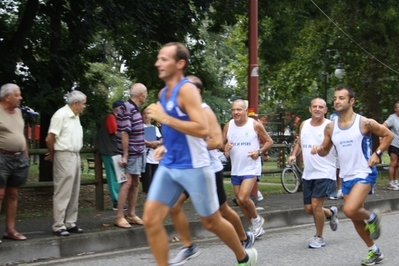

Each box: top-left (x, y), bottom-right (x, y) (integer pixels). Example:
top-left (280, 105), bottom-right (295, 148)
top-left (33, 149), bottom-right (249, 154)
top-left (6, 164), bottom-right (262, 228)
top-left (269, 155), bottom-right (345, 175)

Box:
top-left (308, 236), bottom-right (325, 249)
top-left (113, 203), bottom-right (128, 211)
top-left (361, 249), bottom-right (384, 265)
top-left (329, 206), bottom-right (339, 231)
top-left (337, 190), bottom-right (344, 199)
top-left (328, 191), bottom-right (338, 200)
top-left (387, 182), bottom-right (399, 190)
top-left (232, 197), bottom-right (239, 206)
top-left (169, 244), bottom-right (200, 266)
top-left (249, 216), bottom-right (265, 238)
top-left (365, 209), bottom-right (382, 240)
top-left (242, 231), bottom-right (256, 249)
top-left (257, 191), bottom-right (264, 201)
top-left (236, 247), bottom-right (258, 266)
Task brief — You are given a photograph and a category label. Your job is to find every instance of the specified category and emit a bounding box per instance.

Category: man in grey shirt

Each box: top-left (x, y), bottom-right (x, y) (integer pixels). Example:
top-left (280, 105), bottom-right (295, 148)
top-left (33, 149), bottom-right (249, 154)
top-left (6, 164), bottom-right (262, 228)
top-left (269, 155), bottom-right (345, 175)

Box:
top-left (383, 101), bottom-right (399, 190)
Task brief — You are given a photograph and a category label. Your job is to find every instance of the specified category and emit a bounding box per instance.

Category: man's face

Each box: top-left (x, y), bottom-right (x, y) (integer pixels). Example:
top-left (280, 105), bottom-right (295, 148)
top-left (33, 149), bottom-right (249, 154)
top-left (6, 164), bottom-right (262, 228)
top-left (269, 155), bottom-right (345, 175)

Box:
top-left (139, 91), bottom-right (147, 106)
top-left (74, 97), bottom-right (87, 115)
top-left (155, 46), bottom-right (178, 81)
top-left (333, 89), bottom-right (352, 113)
top-left (394, 104), bottom-right (399, 116)
top-left (7, 87), bottom-right (23, 108)
top-left (231, 102), bottom-right (247, 123)
top-left (309, 99), bottom-right (327, 119)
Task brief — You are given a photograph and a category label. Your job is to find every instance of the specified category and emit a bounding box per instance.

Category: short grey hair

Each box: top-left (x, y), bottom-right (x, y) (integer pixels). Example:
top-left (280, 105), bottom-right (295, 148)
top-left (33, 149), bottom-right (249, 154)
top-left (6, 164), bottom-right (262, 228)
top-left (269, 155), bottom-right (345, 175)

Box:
top-left (0, 83), bottom-right (19, 100)
top-left (65, 90), bottom-right (86, 105)
top-left (130, 83), bottom-right (147, 97)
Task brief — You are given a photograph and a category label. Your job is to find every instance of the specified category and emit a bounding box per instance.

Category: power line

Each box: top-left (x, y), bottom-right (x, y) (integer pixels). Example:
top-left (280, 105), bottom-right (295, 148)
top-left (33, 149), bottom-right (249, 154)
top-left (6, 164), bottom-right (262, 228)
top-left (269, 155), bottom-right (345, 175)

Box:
top-left (310, 0), bottom-right (399, 75)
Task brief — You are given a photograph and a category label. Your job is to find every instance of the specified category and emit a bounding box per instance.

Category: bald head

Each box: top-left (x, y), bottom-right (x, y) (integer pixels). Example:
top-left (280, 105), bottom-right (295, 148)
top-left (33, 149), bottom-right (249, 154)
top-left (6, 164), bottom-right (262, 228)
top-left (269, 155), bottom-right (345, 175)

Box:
top-left (130, 83), bottom-right (147, 97)
top-left (186, 75), bottom-right (203, 94)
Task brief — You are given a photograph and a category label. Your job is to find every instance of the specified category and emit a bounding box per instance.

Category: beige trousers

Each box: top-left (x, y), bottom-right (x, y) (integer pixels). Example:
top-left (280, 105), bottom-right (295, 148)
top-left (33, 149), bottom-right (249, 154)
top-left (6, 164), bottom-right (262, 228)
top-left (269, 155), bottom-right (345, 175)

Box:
top-left (52, 151), bottom-right (81, 231)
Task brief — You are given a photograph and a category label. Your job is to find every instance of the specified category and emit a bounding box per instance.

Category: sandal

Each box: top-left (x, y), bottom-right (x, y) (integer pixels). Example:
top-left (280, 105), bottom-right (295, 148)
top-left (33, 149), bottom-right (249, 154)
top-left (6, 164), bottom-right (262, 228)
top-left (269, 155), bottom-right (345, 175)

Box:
top-left (3, 232), bottom-right (27, 241)
top-left (114, 218), bottom-right (131, 228)
top-left (125, 215), bottom-right (144, 225)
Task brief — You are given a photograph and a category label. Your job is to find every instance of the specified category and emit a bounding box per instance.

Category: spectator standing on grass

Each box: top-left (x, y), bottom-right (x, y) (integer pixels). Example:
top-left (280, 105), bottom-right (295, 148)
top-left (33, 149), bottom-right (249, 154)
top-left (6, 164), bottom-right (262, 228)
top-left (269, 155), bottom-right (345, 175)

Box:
top-left (141, 106), bottom-right (162, 196)
top-left (288, 98), bottom-right (339, 249)
top-left (0, 83), bottom-right (29, 242)
top-left (223, 99), bottom-right (273, 239)
top-left (311, 85), bottom-right (393, 265)
top-left (143, 42), bottom-right (257, 266)
top-left (96, 100), bottom-right (128, 210)
top-left (168, 75), bottom-right (256, 265)
top-left (382, 101), bottom-right (399, 191)
top-left (45, 90), bottom-right (87, 236)
top-left (113, 83), bottom-right (147, 229)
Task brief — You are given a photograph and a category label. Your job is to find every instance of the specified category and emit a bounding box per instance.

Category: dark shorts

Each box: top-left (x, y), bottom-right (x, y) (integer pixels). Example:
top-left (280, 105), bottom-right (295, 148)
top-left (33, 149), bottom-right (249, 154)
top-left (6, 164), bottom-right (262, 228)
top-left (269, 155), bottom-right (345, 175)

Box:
top-left (388, 145), bottom-right (399, 156)
top-left (0, 153), bottom-right (29, 188)
top-left (183, 170), bottom-right (227, 207)
top-left (303, 179), bottom-right (335, 205)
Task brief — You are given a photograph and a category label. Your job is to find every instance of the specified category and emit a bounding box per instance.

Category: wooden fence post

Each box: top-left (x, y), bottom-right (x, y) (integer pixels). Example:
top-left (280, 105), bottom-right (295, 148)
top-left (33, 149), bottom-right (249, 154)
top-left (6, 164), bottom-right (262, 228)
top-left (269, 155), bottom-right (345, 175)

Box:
top-left (94, 152), bottom-right (104, 210)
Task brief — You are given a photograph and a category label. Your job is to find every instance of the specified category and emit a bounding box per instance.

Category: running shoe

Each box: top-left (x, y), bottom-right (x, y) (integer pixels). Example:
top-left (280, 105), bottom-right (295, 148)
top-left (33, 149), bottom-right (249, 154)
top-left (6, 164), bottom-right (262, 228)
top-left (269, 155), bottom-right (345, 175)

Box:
top-left (387, 182), bottom-right (399, 191)
top-left (308, 236), bottom-right (325, 249)
top-left (169, 244), bottom-right (200, 266)
top-left (365, 209), bottom-right (381, 240)
top-left (329, 206), bottom-right (339, 231)
top-left (236, 247), bottom-right (257, 266)
top-left (242, 231), bottom-right (256, 249)
top-left (361, 249), bottom-right (384, 266)
top-left (336, 190), bottom-right (344, 199)
top-left (257, 190), bottom-right (264, 201)
top-left (250, 216), bottom-right (265, 238)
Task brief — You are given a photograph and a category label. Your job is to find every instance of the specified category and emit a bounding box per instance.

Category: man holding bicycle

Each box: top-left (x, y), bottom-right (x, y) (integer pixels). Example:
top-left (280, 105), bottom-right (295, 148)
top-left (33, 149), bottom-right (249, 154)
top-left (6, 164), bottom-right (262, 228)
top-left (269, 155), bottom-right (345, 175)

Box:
top-left (289, 98), bottom-right (339, 249)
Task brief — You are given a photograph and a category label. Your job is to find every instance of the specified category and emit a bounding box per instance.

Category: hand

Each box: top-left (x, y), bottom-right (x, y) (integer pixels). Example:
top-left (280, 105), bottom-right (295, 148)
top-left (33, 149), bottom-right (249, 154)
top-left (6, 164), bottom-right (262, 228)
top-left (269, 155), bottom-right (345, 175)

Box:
top-left (262, 154), bottom-right (270, 162)
top-left (247, 150), bottom-right (260, 160)
top-left (153, 145), bottom-right (166, 161)
top-left (119, 156), bottom-right (127, 167)
top-left (146, 102), bottom-right (168, 124)
top-left (288, 155), bottom-right (296, 165)
top-left (44, 152), bottom-right (53, 162)
top-left (224, 142), bottom-right (233, 158)
top-left (368, 153), bottom-right (380, 167)
top-left (311, 145), bottom-right (321, 155)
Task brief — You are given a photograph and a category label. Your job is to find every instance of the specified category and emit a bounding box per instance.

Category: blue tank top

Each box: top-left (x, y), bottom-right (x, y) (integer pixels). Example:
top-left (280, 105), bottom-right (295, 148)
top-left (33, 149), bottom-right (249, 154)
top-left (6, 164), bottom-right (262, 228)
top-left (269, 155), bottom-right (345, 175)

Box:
top-left (159, 78), bottom-right (211, 169)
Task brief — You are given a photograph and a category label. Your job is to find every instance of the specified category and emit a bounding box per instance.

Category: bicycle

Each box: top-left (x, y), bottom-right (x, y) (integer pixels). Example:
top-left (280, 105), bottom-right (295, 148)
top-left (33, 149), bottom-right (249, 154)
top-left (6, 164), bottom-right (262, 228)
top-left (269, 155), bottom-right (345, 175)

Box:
top-left (281, 160), bottom-right (303, 194)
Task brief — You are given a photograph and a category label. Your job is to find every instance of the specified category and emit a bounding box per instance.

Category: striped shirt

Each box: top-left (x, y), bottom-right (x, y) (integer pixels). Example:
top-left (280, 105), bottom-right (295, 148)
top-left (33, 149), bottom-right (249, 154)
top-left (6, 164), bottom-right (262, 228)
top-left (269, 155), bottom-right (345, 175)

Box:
top-left (116, 99), bottom-right (145, 158)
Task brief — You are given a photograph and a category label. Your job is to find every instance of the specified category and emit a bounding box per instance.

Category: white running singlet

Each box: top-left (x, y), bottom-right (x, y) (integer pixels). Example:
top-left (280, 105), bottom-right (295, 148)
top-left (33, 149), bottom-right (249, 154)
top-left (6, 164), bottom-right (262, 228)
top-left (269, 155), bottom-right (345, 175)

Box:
top-left (331, 114), bottom-right (376, 181)
top-left (227, 118), bottom-right (261, 176)
top-left (301, 119), bottom-right (336, 180)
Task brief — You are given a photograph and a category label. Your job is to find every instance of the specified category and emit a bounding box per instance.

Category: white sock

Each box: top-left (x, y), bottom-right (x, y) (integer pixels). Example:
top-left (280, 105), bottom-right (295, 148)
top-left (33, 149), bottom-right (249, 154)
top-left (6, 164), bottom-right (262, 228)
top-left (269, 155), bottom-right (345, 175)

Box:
top-left (368, 244), bottom-right (378, 252)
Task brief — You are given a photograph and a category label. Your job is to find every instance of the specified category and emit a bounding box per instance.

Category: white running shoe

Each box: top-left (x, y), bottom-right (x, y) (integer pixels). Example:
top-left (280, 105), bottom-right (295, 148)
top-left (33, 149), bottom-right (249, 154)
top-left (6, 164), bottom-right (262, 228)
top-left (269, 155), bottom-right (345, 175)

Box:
top-left (250, 216), bottom-right (265, 238)
top-left (257, 190), bottom-right (264, 201)
top-left (337, 190), bottom-right (344, 199)
top-left (169, 245), bottom-right (201, 266)
top-left (387, 182), bottom-right (399, 190)
top-left (236, 247), bottom-right (258, 266)
top-left (308, 236), bottom-right (326, 249)
top-left (329, 206), bottom-right (339, 231)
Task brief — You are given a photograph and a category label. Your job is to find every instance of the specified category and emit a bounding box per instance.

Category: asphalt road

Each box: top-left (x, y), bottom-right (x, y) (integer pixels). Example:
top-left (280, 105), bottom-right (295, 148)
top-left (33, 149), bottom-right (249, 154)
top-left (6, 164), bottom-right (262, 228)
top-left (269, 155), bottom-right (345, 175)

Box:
top-left (22, 211), bottom-right (399, 266)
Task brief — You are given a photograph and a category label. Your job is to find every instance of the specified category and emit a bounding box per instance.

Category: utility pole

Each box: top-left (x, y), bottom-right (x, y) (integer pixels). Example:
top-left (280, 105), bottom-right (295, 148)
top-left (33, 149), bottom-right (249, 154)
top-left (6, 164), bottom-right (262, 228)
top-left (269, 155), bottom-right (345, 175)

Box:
top-left (248, 0), bottom-right (258, 114)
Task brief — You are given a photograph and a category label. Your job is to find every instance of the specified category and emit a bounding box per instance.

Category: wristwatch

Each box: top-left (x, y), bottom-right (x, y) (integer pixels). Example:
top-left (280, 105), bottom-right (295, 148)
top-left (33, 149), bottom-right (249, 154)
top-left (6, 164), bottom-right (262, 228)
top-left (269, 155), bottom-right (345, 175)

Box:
top-left (258, 150), bottom-right (262, 156)
top-left (375, 150), bottom-right (383, 158)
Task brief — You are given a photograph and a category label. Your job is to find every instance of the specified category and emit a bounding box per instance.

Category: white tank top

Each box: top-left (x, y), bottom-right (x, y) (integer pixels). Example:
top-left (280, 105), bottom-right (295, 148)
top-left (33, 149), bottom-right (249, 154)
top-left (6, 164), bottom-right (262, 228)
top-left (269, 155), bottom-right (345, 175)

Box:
top-left (202, 102), bottom-right (223, 173)
top-left (227, 118), bottom-right (261, 176)
top-left (300, 119), bottom-right (336, 180)
top-left (331, 114), bottom-right (376, 181)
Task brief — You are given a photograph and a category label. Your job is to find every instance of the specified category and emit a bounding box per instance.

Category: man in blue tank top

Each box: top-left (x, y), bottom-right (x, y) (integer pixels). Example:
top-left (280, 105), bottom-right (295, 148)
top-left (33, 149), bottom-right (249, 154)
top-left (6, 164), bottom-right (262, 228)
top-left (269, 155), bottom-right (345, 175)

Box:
top-left (143, 42), bottom-right (257, 266)
top-left (312, 86), bottom-right (393, 266)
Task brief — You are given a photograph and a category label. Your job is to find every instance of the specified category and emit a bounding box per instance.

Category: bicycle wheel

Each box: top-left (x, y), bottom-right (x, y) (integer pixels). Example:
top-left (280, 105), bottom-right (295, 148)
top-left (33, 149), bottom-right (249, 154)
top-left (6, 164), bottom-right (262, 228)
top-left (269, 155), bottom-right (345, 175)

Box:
top-left (281, 167), bottom-right (300, 194)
